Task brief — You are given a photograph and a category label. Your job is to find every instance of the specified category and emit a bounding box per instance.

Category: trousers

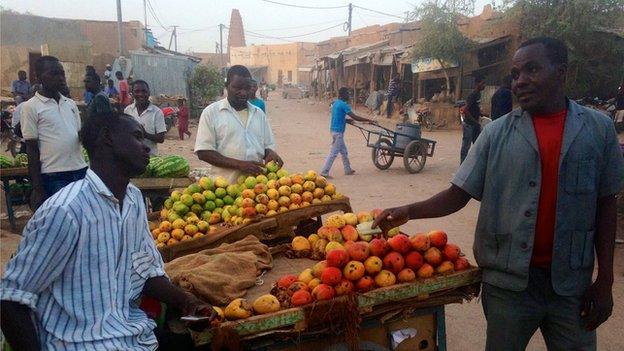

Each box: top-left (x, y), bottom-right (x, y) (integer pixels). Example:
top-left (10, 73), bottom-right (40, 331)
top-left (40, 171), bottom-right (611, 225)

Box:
top-left (321, 132), bottom-right (352, 176)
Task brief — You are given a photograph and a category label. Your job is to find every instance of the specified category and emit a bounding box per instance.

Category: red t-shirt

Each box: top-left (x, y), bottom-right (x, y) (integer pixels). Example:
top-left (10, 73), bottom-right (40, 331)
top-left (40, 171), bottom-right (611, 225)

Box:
top-left (531, 109), bottom-right (567, 267)
top-left (119, 80), bottom-right (131, 106)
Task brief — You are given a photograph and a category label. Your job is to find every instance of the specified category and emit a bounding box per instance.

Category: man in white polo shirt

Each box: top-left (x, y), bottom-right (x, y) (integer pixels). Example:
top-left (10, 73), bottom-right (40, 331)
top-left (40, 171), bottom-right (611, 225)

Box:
top-left (124, 80), bottom-right (167, 155)
top-left (194, 65), bottom-right (283, 182)
top-left (21, 56), bottom-right (87, 209)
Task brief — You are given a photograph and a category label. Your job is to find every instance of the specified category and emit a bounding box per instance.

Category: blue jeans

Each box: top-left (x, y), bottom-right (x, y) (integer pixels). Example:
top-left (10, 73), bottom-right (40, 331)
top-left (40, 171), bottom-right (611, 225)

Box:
top-left (321, 132), bottom-right (352, 176)
top-left (482, 268), bottom-right (596, 351)
top-left (460, 122), bottom-right (481, 163)
top-left (41, 167), bottom-right (88, 198)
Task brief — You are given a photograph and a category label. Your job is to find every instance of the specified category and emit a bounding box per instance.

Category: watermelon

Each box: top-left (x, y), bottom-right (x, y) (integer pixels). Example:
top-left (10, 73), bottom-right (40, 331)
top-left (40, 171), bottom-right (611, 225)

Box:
top-left (0, 155), bottom-right (13, 168)
top-left (14, 153), bottom-right (28, 167)
top-left (153, 155), bottom-right (190, 178)
top-left (139, 156), bottom-right (165, 177)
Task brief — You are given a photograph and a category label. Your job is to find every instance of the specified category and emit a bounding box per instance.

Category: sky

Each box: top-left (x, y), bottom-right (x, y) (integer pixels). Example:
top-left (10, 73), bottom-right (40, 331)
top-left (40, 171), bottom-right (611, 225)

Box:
top-left (2, 0), bottom-right (493, 53)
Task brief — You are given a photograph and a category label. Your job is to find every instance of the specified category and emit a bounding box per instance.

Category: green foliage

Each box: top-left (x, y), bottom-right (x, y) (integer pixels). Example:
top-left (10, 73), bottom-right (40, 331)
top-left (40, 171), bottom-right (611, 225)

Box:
top-left (189, 65), bottom-right (224, 107)
top-left (410, 1), bottom-right (475, 94)
top-left (508, 0), bottom-right (624, 98)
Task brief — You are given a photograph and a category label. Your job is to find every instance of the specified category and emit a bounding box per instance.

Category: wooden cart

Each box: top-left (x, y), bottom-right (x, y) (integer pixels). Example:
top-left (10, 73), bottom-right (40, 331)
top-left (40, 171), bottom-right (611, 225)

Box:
top-left (191, 262), bottom-right (481, 350)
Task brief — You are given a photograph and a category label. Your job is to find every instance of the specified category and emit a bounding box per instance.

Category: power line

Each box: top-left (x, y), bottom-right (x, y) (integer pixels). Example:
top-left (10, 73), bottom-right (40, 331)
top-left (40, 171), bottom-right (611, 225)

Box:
top-left (353, 5), bottom-right (404, 19)
top-left (146, 0), bottom-right (169, 31)
top-left (260, 0), bottom-right (347, 10)
top-left (244, 22), bottom-right (346, 41)
top-left (249, 19), bottom-right (345, 32)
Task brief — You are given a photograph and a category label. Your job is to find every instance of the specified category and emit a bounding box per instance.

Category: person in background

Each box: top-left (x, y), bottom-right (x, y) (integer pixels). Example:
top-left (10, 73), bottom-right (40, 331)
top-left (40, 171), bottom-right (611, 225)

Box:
top-left (248, 79), bottom-right (266, 113)
top-left (320, 87), bottom-right (374, 178)
top-left (491, 75), bottom-right (513, 120)
top-left (104, 79), bottom-right (119, 99)
top-left (460, 75), bottom-right (486, 163)
top-left (1, 111), bottom-right (216, 350)
top-left (116, 71), bottom-right (131, 108)
top-left (373, 37), bottom-right (624, 351)
top-left (20, 56), bottom-right (87, 209)
top-left (84, 73), bottom-right (112, 119)
top-left (124, 80), bottom-right (166, 155)
top-left (614, 84), bottom-right (624, 128)
top-left (177, 98), bottom-right (191, 140)
top-left (11, 70), bottom-right (31, 105)
top-left (195, 65), bottom-right (283, 183)
top-left (11, 85), bottom-right (40, 130)
top-left (103, 63), bottom-right (113, 81)
top-left (386, 73), bottom-right (401, 118)
top-left (83, 66), bottom-right (98, 104)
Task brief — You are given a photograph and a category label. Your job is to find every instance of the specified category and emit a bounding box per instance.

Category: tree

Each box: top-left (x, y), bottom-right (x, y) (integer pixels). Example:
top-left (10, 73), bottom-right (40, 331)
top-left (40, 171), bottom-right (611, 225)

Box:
top-left (507, 0), bottom-right (624, 98)
top-left (410, 1), bottom-right (475, 96)
top-left (188, 65), bottom-right (224, 113)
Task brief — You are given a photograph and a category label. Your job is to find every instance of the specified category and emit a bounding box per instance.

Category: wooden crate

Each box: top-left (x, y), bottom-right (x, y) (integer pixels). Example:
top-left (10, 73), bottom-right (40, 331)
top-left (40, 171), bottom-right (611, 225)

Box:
top-left (158, 197), bottom-right (352, 262)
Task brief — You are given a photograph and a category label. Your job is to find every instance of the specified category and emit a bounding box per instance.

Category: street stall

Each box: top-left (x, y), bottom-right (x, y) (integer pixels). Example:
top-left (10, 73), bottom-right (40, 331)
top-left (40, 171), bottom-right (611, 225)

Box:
top-left (147, 163), bottom-right (481, 350)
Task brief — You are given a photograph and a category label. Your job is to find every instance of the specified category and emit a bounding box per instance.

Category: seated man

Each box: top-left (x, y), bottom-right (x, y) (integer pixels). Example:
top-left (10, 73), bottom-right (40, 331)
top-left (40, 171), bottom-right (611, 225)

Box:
top-left (1, 112), bottom-right (216, 350)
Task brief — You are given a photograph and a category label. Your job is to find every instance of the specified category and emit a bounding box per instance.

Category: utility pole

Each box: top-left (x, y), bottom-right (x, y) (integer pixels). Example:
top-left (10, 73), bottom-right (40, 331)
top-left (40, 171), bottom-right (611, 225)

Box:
top-left (347, 3), bottom-right (353, 36)
top-left (219, 24), bottom-right (224, 69)
top-left (143, 0), bottom-right (148, 45)
top-left (116, 0), bottom-right (125, 56)
top-left (168, 26), bottom-right (179, 52)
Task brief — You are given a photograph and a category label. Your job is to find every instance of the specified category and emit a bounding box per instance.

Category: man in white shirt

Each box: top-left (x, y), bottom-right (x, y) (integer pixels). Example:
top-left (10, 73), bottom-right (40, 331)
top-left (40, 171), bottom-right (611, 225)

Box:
top-left (1, 111), bottom-right (216, 350)
top-left (195, 65), bottom-right (283, 182)
top-left (124, 80), bottom-right (167, 155)
top-left (21, 56), bottom-right (88, 209)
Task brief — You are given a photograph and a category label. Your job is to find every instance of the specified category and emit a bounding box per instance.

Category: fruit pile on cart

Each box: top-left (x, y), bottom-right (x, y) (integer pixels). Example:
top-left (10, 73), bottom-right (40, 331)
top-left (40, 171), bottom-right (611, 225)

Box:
top-left (146, 163), bottom-right (481, 351)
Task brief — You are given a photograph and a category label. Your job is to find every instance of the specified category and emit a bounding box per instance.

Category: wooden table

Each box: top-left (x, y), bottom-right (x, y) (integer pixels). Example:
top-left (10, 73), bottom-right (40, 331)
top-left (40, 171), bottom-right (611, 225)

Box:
top-left (1, 167), bottom-right (29, 231)
top-left (0, 167), bottom-right (192, 231)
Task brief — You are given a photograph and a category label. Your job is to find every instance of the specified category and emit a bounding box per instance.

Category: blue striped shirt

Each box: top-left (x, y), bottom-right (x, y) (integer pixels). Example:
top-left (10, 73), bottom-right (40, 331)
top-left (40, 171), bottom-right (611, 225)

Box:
top-left (1, 169), bottom-right (165, 350)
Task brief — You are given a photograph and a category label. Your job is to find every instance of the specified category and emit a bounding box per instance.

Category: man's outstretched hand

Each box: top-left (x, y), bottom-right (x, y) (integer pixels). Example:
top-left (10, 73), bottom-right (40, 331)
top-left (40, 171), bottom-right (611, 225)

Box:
top-left (182, 295), bottom-right (219, 331)
top-left (264, 149), bottom-right (284, 168)
top-left (372, 205), bottom-right (410, 232)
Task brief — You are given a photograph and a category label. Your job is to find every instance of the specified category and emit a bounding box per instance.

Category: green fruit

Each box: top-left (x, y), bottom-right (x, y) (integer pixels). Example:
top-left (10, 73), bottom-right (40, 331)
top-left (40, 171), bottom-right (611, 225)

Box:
top-left (244, 176), bottom-right (257, 189)
top-left (214, 176), bottom-right (229, 188)
top-left (214, 199), bottom-right (224, 208)
top-left (153, 155), bottom-right (190, 178)
top-left (201, 211), bottom-right (212, 221)
top-left (267, 172), bottom-right (278, 180)
top-left (167, 212), bottom-right (181, 222)
top-left (229, 205), bottom-right (239, 214)
top-left (180, 194), bottom-right (194, 207)
top-left (199, 177), bottom-right (215, 191)
top-left (170, 190), bottom-right (182, 202)
top-left (226, 184), bottom-right (240, 198)
top-left (0, 155), bottom-right (14, 168)
top-left (204, 201), bottom-right (216, 211)
top-left (191, 204), bottom-right (204, 215)
top-left (266, 160), bottom-right (279, 173)
top-left (223, 195), bottom-right (234, 205)
top-left (276, 169), bottom-right (289, 178)
top-left (173, 202), bottom-right (189, 215)
top-left (215, 187), bottom-right (227, 198)
top-left (256, 174), bottom-right (268, 184)
top-left (213, 207), bottom-right (223, 215)
top-left (222, 210), bottom-right (232, 222)
top-left (234, 197), bottom-right (243, 207)
top-left (187, 184), bottom-right (202, 194)
top-left (237, 175), bottom-right (246, 185)
top-left (164, 199), bottom-right (174, 209)
top-left (203, 190), bottom-right (216, 201)
top-left (13, 153), bottom-right (28, 167)
top-left (192, 193), bottom-right (206, 205)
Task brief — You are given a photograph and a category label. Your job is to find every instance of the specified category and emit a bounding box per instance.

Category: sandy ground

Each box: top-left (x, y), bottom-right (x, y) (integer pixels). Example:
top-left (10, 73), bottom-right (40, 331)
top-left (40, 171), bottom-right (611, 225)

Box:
top-left (1, 93), bottom-right (623, 350)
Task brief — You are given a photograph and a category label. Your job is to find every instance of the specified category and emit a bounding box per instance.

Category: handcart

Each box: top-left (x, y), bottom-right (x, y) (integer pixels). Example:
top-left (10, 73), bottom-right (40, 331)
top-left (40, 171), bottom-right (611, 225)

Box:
top-left (348, 120), bottom-right (437, 173)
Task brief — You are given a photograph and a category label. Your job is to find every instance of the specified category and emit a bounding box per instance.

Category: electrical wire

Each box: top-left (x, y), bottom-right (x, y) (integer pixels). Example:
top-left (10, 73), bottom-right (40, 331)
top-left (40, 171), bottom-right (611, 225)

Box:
top-left (146, 0), bottom-right (170, 31)
top-left (260, 0), bottom-right (347, 10)
top-left (353, 5), bottom-right (404, 19)
top-left (228, 22), bottom-right (346, 42)
top-left (248, 19), bottom-right (345, 32)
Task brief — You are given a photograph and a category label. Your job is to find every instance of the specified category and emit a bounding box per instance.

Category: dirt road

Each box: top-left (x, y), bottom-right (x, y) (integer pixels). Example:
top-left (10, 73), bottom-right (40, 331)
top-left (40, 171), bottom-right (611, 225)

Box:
top-left (2, 93), bottom-right (623, 350)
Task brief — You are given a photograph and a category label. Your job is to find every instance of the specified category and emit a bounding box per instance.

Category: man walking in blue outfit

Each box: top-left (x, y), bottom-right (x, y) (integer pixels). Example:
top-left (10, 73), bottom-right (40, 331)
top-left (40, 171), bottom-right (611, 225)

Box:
top-left (320, 87), bottom-right (374, 178)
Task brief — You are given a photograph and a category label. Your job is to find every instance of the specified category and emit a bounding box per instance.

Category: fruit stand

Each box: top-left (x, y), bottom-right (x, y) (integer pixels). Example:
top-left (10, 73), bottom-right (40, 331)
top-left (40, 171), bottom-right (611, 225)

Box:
top-left (192, 262), bottom-right (480, 350)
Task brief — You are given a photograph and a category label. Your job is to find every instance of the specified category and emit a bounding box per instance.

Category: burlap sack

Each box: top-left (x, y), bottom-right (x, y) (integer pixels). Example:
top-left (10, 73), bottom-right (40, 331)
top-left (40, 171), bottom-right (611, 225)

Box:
top-left (164, 236), bottom-right (273, 305)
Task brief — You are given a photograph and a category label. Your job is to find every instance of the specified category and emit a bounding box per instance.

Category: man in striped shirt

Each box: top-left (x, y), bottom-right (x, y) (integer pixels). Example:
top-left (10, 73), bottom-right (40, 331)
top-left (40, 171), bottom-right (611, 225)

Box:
top-left (1, 112), bottom-right (216, 350)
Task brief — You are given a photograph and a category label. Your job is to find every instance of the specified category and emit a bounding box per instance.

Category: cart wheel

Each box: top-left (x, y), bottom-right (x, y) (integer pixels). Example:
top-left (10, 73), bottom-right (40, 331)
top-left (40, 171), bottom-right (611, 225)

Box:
top-left (403, 140), bottom-right (427, 173)
top-left (372, 138), bottom-right (394, 170)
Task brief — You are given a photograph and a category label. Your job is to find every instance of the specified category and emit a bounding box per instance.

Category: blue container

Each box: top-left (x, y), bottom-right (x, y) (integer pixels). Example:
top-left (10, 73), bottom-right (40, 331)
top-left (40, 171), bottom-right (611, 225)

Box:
top-left (394, 123), bottom-right (422, 150)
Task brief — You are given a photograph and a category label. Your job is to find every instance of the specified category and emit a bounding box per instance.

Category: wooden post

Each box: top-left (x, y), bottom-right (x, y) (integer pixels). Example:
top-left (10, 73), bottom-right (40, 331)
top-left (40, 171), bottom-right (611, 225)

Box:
top-left (353, 64), bottom-right (358, 111)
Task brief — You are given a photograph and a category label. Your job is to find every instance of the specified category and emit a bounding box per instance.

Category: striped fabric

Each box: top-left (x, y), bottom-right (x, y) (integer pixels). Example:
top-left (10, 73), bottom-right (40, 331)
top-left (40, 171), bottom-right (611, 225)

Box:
top-left (1, 169), bottom-right (165, 350)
